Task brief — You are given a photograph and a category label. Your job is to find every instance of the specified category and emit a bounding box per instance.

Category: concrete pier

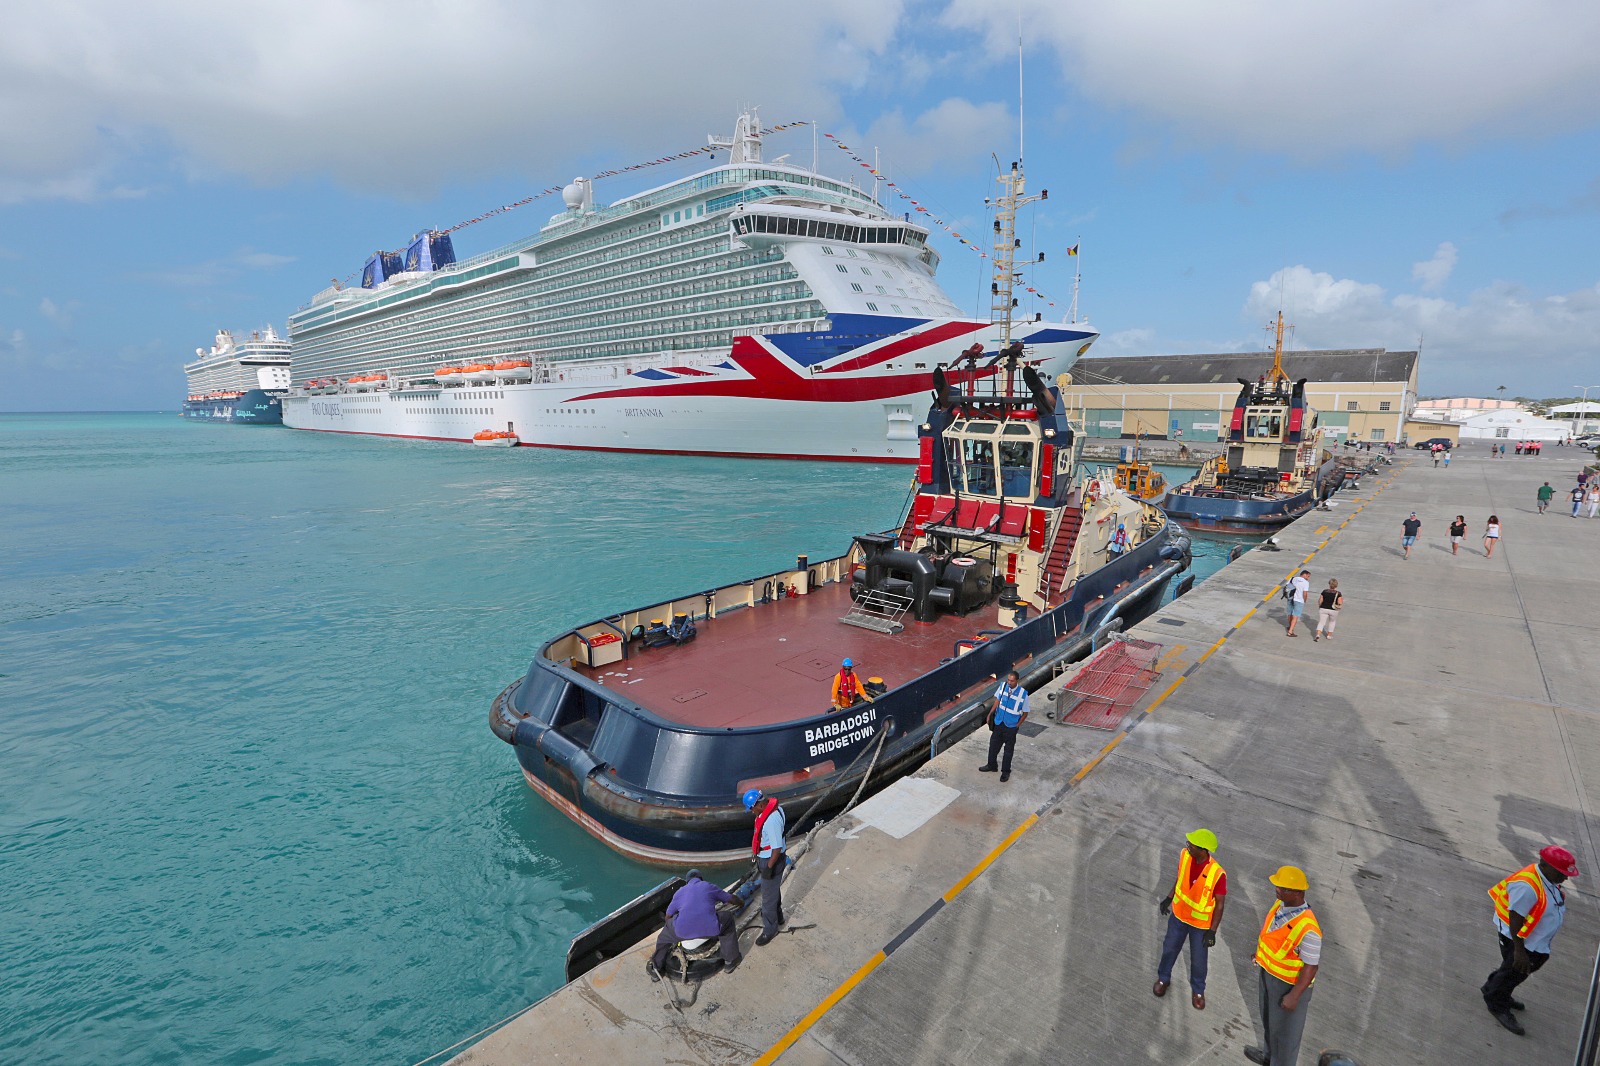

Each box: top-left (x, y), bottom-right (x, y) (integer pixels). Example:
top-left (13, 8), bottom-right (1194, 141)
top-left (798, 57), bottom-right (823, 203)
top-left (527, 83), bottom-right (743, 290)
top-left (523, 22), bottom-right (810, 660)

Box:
top-left (448, 443), bottom-right (1600, 1066)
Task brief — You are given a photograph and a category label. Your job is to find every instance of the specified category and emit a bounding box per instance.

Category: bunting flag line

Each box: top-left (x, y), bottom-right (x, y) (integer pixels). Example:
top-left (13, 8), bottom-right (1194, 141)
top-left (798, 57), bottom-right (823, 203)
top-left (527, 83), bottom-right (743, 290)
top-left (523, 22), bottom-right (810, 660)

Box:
top-left (822, 132), bottom-right (1062, 309)
top-left (444, 121), bottom-right (814, 234)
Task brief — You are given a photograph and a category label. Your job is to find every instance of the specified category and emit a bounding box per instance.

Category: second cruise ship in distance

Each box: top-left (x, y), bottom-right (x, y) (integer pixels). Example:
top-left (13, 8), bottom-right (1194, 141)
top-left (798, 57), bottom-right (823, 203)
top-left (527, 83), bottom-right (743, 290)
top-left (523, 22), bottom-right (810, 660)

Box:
top-left (281, 111), bottom-right (1098, 462)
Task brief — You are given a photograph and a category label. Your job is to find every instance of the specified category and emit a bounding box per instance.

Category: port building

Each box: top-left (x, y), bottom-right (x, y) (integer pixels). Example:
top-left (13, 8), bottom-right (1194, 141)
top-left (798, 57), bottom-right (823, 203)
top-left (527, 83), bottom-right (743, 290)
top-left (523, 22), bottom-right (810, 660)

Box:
top-left (1059, 348), bottom-right (1419, 444)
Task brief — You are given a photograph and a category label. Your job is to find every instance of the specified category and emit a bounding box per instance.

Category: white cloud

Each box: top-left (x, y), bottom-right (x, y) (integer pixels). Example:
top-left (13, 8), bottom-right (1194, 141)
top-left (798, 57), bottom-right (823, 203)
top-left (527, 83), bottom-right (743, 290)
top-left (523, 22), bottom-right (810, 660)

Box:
top-left (1245, 265), bottom-right (1600, 393)
top-left (39, 297), bottom-right (71, 328)
top-left (944, 0), bottom-right (1600, 158)
top-left (0, 1), bottom-right (907, 198)
top-left (1412, 242), bottom-right (1458, 292)
top-left (128, 247), bottom-right (298, 288)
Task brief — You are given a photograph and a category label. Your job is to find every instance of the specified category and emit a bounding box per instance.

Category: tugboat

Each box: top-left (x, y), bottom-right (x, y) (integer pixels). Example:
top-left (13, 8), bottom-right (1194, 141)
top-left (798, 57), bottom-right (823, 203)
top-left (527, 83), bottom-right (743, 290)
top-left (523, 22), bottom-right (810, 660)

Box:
top-left (487, 163), bottom-right (1191, 864)
top-left (1162, 314), bottom-right (1332, 532)
top-left (1108, 444), bottom-right (1169, 505)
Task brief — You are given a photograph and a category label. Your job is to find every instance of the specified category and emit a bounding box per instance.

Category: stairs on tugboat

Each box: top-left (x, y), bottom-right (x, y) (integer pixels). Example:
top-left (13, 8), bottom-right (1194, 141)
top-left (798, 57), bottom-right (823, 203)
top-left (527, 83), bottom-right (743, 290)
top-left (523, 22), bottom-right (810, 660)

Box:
top-left (1035, 491), bottom-right (1084, 607)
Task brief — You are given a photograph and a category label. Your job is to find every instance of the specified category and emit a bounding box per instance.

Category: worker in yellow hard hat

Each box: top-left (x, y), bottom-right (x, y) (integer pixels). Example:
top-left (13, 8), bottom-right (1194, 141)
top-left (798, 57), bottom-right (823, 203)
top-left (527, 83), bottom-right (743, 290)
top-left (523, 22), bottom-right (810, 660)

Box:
top-left (1153, 828), bottom-right (1226, 1010)
top-left (1244, 866), bottom-right (1321, 1065)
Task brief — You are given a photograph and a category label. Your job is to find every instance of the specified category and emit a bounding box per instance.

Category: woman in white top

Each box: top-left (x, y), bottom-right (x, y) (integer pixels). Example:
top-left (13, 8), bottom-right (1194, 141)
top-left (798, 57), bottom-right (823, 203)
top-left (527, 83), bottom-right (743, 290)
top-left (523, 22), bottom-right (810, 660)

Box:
top-left (1587, 483), bottom-right (1600, 519)
top-left (1484, 515), bottom-right (1501, 557)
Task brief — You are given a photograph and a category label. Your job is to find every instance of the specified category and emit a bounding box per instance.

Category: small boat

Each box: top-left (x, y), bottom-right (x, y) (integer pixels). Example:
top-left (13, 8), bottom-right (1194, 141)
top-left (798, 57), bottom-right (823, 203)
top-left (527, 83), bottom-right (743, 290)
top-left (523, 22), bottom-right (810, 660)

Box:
top-left (1162, 314), bottom-right (1335, 532)
top-left (473, 430), bottom-right (519, 447)
top-left (1109, 454), bottom-right (1168, 505)
top-left (434, 366), bottom-right (463, 382)
top-left (494, 358), bottom-right (534, 382)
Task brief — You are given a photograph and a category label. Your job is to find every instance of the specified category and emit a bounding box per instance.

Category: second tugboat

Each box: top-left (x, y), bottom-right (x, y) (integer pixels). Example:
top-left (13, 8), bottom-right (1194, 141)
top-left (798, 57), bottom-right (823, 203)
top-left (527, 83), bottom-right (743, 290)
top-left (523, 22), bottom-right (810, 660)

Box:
top-left (1162, 313), bottom-right (1332, 531)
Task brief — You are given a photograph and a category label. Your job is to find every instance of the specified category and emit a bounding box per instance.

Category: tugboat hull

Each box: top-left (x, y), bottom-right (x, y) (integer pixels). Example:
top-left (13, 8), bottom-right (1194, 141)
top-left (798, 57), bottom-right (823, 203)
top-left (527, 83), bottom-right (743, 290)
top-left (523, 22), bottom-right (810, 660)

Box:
top-left (1163, 487), bottom-right (1316, 531)
top-left (491, 527), bottom-right (1187, 864)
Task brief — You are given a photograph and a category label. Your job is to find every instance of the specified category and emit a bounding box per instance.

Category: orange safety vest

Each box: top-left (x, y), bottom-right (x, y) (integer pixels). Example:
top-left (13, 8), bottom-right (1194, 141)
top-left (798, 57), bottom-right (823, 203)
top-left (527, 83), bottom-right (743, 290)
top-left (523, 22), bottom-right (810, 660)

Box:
top-left (832, 669), bottom-right (866, 707)
top-left (1489, 864), bottom-right (1548, 938)
top-left (1255, 901), bottom-right (1321, 984)
top-left (1171, 850), bottom-right (1225, 929)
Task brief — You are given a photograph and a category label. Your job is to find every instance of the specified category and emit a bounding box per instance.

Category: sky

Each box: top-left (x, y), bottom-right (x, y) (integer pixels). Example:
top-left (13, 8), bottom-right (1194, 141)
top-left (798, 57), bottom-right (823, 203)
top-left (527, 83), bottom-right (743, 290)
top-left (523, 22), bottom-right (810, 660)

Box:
top-left (3, 0), bottom-right (1599, 411)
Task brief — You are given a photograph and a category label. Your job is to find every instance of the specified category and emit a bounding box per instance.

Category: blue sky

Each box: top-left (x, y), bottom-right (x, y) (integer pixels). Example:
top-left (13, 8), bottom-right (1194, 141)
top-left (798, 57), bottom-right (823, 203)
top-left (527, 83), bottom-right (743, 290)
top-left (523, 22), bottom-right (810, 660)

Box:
top-left (3, 0), bottom-right (1598, 411)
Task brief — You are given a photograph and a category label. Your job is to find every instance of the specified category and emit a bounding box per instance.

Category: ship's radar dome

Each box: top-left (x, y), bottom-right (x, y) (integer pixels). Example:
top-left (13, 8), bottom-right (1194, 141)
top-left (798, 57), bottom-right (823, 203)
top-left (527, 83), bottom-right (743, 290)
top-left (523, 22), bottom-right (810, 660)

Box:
top-left (562, 180), bottom-right (586, 209)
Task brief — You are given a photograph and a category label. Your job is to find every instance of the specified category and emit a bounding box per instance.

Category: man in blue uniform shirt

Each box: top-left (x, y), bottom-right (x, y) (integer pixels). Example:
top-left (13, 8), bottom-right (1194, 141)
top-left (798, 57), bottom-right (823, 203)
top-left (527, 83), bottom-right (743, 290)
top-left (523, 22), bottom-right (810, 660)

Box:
top-left (979, 670), bottom-right (1029, 782)
top-left (647, 869), bottom-right (742, 980)
top-left (745, 788), bottom-right (788, 946)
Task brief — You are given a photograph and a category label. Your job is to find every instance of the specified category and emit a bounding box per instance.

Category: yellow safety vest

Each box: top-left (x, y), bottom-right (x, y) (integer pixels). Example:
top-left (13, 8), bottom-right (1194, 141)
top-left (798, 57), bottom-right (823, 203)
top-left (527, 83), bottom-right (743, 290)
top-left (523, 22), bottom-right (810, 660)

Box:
top-left (1171, 850), bottom-right (1224, 929)
top-left (1256, 902), bottom-right (1321, 984)
top-left (1489, 864), bottom-right (1548, 938)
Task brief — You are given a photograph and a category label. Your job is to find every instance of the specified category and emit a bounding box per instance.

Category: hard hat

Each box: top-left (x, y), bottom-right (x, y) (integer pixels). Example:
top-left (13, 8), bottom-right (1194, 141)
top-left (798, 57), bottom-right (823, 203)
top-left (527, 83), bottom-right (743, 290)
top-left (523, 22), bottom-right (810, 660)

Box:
top-left (1541, 845), bottom-right (1580, 878)
top-left (1186, 828), bottom-right (1218, 852)
top-left (842, 658), bottom-right (853, 668)
top-left (741, 789), bottom-right (762, 811)
top-left (1269, 865), bottom-right (1310, 891)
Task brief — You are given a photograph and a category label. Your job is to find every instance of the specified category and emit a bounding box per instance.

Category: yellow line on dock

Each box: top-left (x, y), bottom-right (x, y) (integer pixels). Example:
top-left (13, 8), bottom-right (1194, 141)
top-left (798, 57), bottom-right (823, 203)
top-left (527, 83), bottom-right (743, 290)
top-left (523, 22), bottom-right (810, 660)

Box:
top-left (755, 492), bottom-right (1379, 1061)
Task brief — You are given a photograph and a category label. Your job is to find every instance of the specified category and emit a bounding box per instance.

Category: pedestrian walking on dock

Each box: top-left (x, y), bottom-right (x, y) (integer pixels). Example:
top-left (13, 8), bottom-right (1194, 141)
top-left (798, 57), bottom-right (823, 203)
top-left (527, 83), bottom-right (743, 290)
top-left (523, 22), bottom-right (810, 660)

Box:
top-left (979, 670), bottom-right (1029, 782)
top-left (1243, 866), bottom-right (1321, 1066)
top-left (1449, 516), bottom-right (1467, 556)
top-left (1153, 828), bottom-right (1226, 1010)
top-left (1572, 483), bottom-right (1586, 518)
top-left (1586, 482), bottom-right (1600, 518)
top-left (1401, 513), bottom-right (1421, 559)
top-left (1484, 516), bottom-right (1501, 558)
top-left (647, 870), bottom-right (743, 980)
top-left (1285, 571), bottom-right (1310, 637)
top-left (1313, 580), bottom-right (1342, 642)
top-left (743, 789), bottom-right (787, 946)
top-left (1536, 482), bottom-right (1553, 514)
top-left (1432, 448), bottom-right (1440, 467)
top-left (1443, 449), bottom-right (1452, 467)
top-left (1482, 845), bottom-right (1578, 1036)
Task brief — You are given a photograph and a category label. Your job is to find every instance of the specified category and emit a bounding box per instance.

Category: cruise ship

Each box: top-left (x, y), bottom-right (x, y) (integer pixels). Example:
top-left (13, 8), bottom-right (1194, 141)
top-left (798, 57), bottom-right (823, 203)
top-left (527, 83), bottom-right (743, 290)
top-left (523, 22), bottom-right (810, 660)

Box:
top-left (182, 327), bottom-right (291, 423)
top-left (280, 112), bottom-right (1098, 461)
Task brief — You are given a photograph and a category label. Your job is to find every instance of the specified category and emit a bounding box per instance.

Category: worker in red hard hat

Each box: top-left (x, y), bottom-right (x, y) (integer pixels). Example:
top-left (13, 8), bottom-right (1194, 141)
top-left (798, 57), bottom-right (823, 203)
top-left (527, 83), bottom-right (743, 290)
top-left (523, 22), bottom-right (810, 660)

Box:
top-left (1482, 845), bottom-right (1579, 1036)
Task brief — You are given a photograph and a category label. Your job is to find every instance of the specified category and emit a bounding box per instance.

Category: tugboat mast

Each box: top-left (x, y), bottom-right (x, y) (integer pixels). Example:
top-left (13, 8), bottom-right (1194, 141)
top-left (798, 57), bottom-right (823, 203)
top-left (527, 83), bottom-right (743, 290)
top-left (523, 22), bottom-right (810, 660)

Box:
top-left (989, 162), bottom-right (1047, 348)
top-left (1265, 311), bottom-right (1292, 387)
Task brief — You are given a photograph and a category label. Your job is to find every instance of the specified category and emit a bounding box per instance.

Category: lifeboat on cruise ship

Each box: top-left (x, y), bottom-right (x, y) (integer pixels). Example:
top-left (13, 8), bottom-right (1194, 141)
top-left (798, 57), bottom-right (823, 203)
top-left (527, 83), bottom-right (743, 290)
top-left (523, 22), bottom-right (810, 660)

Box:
top-left (349, 374), bottom-right (373, 391)
top-left (435, 366), bottom-right (463, 382)
top-left (494, 358), bottom-right (533, 382)
top-left (473, 429), bottom-right (519, 448)
top-left (465, 362), bottom-right (495, 383)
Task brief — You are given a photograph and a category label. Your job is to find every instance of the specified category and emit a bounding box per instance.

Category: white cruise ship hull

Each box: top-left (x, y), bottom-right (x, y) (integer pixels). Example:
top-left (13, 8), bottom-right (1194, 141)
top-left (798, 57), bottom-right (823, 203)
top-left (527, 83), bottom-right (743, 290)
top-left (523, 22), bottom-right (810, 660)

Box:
top-left (282, 318), bottom-right (1095, 462)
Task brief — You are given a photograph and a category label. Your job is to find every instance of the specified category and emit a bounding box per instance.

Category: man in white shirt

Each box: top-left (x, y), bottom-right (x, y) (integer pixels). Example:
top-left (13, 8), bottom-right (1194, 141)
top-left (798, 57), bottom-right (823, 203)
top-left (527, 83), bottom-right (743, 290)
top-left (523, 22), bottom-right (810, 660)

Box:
top-left (1286, 570), bottom-right (1311, 638)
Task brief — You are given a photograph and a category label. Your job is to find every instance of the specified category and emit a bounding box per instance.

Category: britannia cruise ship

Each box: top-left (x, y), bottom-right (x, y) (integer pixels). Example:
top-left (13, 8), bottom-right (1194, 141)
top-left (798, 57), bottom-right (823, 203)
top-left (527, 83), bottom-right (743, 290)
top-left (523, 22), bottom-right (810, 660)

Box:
top-left (281, 112), bottom-right (1098, 461)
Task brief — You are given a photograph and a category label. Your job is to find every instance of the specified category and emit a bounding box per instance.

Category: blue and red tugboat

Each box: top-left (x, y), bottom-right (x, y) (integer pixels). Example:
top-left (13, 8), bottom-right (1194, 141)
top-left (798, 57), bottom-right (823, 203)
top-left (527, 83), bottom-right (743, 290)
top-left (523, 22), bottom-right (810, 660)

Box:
top-left (488, 163), bottom-right (1191, 864)
top-left (1163, 314), bottom-right (1335, 532)
top-left (488, 347), bottom-right (1191, 862)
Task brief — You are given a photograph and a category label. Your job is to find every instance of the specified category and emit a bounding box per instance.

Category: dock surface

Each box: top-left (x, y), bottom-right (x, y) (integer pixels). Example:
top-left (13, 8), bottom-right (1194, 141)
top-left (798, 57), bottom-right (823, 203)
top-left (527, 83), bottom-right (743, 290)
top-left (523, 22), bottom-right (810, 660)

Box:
top-left (449, 445), bottom-right (1600, 1065)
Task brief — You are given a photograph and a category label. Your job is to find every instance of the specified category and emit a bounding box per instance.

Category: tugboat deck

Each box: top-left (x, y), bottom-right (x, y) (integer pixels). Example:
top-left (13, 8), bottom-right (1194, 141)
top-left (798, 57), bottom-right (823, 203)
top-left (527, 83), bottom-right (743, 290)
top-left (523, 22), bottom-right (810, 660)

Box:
top-left (572, 580), bottom-right (1011, 730)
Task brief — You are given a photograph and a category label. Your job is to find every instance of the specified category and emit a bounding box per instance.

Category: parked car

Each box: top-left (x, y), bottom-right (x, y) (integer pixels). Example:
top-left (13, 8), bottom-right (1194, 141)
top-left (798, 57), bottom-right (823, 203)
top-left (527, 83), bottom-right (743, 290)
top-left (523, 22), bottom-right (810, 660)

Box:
top-left (1412, 437), bottom-right (1455, 450)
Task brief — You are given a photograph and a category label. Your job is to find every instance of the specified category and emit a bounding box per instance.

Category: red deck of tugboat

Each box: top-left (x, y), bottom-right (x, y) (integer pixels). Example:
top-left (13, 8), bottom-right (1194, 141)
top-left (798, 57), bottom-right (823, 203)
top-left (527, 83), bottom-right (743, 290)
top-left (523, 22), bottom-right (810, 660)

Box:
top-left (572, 580), bottom-right (1010, 730)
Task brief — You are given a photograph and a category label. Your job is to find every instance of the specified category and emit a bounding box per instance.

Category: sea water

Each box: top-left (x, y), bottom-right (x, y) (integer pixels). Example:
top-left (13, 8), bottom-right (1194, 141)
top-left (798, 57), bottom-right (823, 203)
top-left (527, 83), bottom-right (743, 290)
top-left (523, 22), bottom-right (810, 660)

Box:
top-left (0, 414), bottom-right (1243, 1064)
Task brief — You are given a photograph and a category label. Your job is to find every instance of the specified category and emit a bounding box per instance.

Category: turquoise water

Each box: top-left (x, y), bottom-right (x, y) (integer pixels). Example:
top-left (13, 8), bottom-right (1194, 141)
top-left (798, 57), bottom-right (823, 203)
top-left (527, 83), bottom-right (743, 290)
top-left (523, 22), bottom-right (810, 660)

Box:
top-left (0, 416), bottom-right (1246, 1065)
top-left (0, 413), bottom-right (916, 1065)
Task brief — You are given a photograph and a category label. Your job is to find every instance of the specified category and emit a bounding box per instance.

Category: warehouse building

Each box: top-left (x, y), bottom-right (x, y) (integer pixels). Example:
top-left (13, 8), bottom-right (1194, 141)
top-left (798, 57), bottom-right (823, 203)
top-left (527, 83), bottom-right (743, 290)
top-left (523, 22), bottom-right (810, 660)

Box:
top-left (1059, 348), bottom-right (1420, 444)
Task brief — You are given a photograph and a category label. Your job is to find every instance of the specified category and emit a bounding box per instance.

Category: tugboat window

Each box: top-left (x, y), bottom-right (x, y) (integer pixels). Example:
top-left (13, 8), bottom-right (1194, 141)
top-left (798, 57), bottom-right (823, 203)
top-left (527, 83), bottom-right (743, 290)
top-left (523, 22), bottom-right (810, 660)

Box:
top-left (951, 437), bottom-right (997, 496)
top-left (998, 436), bottom-right (1036, 498)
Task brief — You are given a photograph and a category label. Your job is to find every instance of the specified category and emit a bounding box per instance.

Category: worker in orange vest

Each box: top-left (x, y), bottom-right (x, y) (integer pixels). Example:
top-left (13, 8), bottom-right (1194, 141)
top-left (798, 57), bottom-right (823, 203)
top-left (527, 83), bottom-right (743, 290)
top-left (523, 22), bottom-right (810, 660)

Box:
top-left (1482, 845), bottom-right (1577, 1035)
top-left (1153, 828), bottom-right (1226, 1010)
top-left (831, 658), bottom-right (870, 709)
top-left (1244, 866), bottom-right (1321, 1066)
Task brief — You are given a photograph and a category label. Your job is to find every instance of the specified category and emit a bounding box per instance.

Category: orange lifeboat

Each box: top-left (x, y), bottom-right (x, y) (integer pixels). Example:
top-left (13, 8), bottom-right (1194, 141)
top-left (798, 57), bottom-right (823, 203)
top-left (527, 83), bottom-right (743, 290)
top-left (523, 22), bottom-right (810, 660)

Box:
top-left (495, 358), bottom-right (533, 382)
top-left (473, 429), bottom-right (519, 448)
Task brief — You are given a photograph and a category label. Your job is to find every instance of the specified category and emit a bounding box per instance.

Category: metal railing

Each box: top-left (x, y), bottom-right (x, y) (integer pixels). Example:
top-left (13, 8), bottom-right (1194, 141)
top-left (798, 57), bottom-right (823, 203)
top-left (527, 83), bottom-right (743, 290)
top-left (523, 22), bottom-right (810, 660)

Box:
top-left (1574, 940), bottom-right (1600, 1066)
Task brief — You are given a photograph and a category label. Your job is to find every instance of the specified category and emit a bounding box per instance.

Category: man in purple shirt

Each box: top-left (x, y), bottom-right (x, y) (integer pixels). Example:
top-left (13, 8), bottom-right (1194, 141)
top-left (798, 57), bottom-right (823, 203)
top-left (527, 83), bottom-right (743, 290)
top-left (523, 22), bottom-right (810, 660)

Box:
top-left (647, 870), bottom-right (743, 979)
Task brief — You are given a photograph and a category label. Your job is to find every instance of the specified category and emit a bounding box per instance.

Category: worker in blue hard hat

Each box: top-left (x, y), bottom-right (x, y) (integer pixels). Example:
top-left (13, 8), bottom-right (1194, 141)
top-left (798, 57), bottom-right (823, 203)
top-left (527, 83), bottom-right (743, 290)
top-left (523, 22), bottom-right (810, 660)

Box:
top-left (831, 657), bottom-right (870, 710)
top-left (743, 787), bottom-right (787, 946)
